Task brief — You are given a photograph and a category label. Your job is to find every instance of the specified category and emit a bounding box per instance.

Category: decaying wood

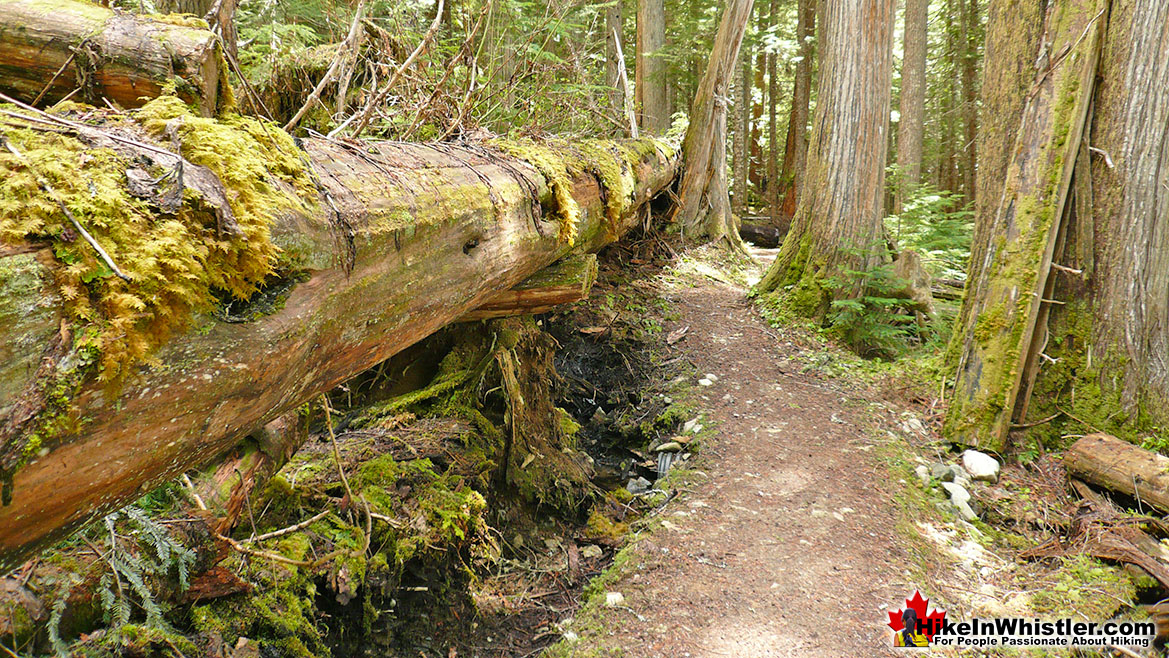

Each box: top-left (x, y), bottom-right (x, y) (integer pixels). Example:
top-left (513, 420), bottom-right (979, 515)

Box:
top-left (459, 253), bottom-right (598, 321)
top-left (890, 250), bottom-right (937, 318)
top-left (0, 0), bottom-right (223, 115)
top-left (944, 0), bottom-right (1106, 450)
top-left (738, 221), bottom-right (787, 248)
top-left (1065, 434), bottom-right (1169, 515)
top-left (0, 133), bottom-right (678, 570)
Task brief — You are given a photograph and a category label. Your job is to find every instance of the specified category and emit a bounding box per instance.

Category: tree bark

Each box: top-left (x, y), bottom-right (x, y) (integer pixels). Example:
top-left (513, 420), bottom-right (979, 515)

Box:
top-left (1014, 0), bottom-right (1169, 446)
top-left (777, 0), bottom-right (815, 220)
top-left (958, 0), bottom-right (979, 207)
top-left (671, 0), bottom-right (755, 243)
top-left (0, 132), bottom-right (679, 570)
top-left (766, 0), bottom-right (779, 224)
top-left (896, 0), bottom-right (928, 211)
top-left (755, 0), bottom-right (895, 312)
top-left (606, 0), bottom-right (625, 115)
top-left (943, 0), bottom-right (1106, 450)
top-left (733, 41), bottom-right (750, 215)
top-left (0, 0), bottom-right (224, 115)
top-left (636, 0), bottom-right (669, 133)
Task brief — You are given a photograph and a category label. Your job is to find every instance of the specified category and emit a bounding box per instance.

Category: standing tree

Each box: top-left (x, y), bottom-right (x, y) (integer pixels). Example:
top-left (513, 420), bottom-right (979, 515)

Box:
top-left (944, 0), bottom-right (1119, 451)
top-left (671, 0), bottom-right (756, 243)
top-left (733, 29), bottom-right (751, 215)
top-left (766, 0), bottom-right (779, 223)
top-left (896, 0), bottom-right (928, 211)
top-left (754, 0), bottom-right (895, 313)
top-left (777, 0), bottom-right (815, 219)
top-left (606, 0), bottom-right (624, 115)
top-left (636, 0), bottom-right (669, 133)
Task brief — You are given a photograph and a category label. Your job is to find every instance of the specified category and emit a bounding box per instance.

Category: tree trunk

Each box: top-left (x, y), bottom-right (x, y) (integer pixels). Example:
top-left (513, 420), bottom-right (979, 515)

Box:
top-left (636, 0), bottom-right (669, 133)
top-left (0, 123), bottom-right (679, 570)
top-left (606, 0), bottom-right (625, 115)
top-left (778, 0), bottom-right (815, 220)
top-left (733, 45), bottom-right (750, 215)
top-left (755, 0), bottom-right (895, 313)
top-left (766, 0), bottom-right (779, 224)
top-left (0, 0), bottom-right (223, 115)
top-left (671, 0), bottom-right (755, 243)
top-left (896, 0), bottom-right (928, 211)
top-left (1008, 0), bottom-right (1169, 448)
top-left (457, 254), bottom-right (598, 321)
top-left (958, 0), bottom-right (979, 207)
top-left (943, 0), bottom-right (1106, 450)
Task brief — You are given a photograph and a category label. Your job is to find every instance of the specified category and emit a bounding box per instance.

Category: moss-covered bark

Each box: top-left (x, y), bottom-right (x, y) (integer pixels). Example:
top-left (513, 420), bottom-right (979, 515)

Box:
top-left (943, 0), bottom-right (1106, 451)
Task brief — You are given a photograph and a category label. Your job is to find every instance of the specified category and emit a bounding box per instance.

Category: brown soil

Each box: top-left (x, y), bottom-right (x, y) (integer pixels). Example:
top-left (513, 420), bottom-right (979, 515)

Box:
top-left (567, 253), bottom-right (914, 656)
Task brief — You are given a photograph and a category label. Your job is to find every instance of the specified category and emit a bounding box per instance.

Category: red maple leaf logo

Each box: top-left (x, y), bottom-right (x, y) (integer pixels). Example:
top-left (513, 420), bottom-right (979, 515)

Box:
top-left (887, 590), bottom-right (947, 641)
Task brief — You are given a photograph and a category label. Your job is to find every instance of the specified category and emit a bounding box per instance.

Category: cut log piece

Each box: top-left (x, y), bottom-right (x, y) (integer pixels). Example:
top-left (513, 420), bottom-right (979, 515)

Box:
top-left (0, 130), bottom-right (678, 570)
top-left (739, 221), bottom-right (787, 248)
top-left (1066, 434), bottom-right (1169, 515)
top-left (459, 253), bottom-right (598, 321)
top-left (0, 0), bottom-right (223, 114)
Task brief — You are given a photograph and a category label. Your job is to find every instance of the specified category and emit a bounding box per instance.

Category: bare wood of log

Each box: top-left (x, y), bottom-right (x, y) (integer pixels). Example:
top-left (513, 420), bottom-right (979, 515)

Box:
top-left (1066, 434), bottom-right (1169, 515)
top-left (0, 0), bottom-right (223, 115)
top-left (458, 253), bottom-right (598, 321)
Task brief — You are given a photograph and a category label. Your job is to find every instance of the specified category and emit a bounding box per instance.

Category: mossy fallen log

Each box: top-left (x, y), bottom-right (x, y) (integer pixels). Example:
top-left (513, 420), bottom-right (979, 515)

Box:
top-left (0, 0), bottom-right (225, 114)
top-left (458, 253), bottom-right (598, 321)
top-left (0, 98), bottom-right (678, 569)
top-left (1066, 434), bottom-right (1169, 515)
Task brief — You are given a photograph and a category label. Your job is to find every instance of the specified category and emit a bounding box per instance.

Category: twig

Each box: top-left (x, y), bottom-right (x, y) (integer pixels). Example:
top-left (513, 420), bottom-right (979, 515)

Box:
top-left (32, 51), bottom-right (77, 107)
top-left (331, 0), bottom-right (444, 138)
top-left (0, 131), bottom-right (131, 281)
top-left (1011, 411), bottom-right (1063, 430)
top-left (284, 0), bottom-right (367, 131)
top-left (244, 509), bottom-right (331, 543)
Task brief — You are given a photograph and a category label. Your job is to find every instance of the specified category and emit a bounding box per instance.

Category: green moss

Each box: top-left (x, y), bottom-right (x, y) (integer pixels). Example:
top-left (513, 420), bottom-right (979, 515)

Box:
top-left (0, 97), bottom-right (315, 381)
top-left (1030, 554), bottom-right (1135, 619)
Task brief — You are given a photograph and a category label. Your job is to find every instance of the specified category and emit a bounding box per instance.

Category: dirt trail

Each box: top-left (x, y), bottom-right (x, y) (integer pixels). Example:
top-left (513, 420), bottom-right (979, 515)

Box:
top-left (570, 266), bottom-right (914, 656)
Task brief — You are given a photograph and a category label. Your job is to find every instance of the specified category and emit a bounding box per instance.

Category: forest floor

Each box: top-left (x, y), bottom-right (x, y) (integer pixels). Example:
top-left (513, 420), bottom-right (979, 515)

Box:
top-left (549, 246), bottom-right (918, 656)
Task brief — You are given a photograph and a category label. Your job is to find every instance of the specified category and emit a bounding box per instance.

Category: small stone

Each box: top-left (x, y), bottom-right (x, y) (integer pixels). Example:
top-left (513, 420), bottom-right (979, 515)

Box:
top-left (962, 449), bottom-right (1001, 483)
top-left (653, 441), bottom-right (683, 453)
top-left (626, 477), bottom-right (652, 494)
top-left (954, 500), bottom-right (979, 522)
top-left (906, 418), bottom-right (926, 433)
top-left (663, 396), bottom-right (673, 404)
top-left (562, 631), bottom-right (579, 642)
top-left (692, 424), bottom-right (704, 434)
top-left (674, 435), bottom-right (692, 445)
top-left (941, 481), bottom-right (972, 505)
top-left (930, 463), bottom-right (950, 480)
top-left (705, 373), bottom-right (719, 382)
top-left (580, 544), bottom-right (603, 559)
top-left (915, 465), bottom-right (931, 487)
top-left (698, 378), bottom-right (713, 387)
top-left (604, 591), bottom-right (625, 607)
top-left (683, 418), bottom-right (699, 433)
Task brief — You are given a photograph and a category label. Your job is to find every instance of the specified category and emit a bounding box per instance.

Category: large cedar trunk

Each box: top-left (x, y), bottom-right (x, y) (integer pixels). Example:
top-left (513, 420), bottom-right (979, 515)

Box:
top-left (896, 0), bottom-right (928, 210)
top-left (943, 0), bottom-right (1110, 450)
top-left (0, 118), bottom-right (678, 570)
top-left (0, 0), bottom-right (223, 115)
top-left (1018, 0), bottom-right (1169, 446)
top-left (755, 0), bottom-right (894, 310)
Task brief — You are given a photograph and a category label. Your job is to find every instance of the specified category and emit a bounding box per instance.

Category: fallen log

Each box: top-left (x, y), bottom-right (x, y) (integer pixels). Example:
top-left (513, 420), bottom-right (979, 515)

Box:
top-left (1065, 434), bottom-right (1169, 515)
top-left (0, 0), bottom-right (223, 114)
top-left (739, 221), bottom-right (787, 248)
top-left (459, 253), bottom-right (598, 321)
top-left (0, 107), bottom-right (678, 569)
